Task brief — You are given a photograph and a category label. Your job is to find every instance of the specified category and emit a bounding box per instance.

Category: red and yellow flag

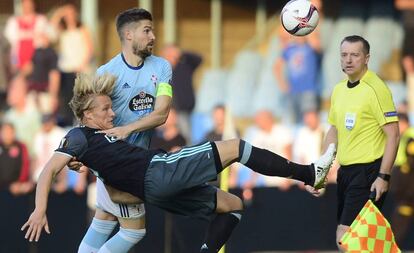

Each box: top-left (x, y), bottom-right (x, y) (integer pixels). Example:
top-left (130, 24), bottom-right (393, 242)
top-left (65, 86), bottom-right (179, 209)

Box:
top-left (339, 200), bottom-right (401, 253)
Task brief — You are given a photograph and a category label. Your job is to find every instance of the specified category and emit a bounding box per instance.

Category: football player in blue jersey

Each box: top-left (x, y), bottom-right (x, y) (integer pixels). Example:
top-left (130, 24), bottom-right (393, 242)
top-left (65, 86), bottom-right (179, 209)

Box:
top-left (70, 8), bottom-right (173, 253)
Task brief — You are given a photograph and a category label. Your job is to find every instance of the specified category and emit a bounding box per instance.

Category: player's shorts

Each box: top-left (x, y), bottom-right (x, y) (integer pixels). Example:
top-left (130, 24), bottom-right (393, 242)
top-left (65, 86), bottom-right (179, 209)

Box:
top-left (96, 179), bottom-right (145, 219)
top-left (336, 158), bottom-right (386, 226)
top-left (144, 142), bottom-right (222, 218)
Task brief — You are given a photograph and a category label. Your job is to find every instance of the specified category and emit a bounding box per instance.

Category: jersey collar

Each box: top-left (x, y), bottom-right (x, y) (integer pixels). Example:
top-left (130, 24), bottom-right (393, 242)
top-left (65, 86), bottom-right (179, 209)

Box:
top-left (121, 53), bottom-right (144, 70)
top-left (347, 80), bottom-right (360, 88)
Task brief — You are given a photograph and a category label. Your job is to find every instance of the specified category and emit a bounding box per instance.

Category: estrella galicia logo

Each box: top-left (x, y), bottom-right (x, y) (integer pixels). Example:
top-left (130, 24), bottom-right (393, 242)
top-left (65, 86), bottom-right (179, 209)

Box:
top-left (129, 91), bottom-right (154, 115)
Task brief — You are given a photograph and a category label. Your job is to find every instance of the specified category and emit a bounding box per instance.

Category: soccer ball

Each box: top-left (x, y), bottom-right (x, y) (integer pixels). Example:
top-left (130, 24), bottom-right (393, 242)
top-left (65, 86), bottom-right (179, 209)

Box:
top-left (281, 0), bottom-right (319, 36)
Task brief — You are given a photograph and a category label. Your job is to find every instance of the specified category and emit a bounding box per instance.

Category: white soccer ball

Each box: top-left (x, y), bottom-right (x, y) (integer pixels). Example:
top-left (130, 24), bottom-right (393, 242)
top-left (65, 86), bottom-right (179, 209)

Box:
top-left (281, 0), bottom-right (319, 36)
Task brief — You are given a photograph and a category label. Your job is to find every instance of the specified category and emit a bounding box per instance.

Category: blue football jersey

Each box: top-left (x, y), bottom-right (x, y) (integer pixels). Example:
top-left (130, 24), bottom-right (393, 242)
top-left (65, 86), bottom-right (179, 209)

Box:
top-left (97, 54), bottom-right (172, 148)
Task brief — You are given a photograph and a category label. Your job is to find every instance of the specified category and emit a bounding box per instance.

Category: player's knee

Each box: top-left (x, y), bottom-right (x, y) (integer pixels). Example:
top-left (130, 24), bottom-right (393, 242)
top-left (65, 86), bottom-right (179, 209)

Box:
top-left (235, 195), bottom-right (243, 210)
top-left (216, 190), bottom-right (243, 213)
top-left (225, 194), bottom-right (243, 212)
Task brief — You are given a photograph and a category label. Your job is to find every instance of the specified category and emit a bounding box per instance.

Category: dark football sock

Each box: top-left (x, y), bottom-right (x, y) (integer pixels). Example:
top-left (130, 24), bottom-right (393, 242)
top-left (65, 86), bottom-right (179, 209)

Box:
top-left (238, 140), bottom-right (314, 185)
top-left (200, 211), bottom-right (242, 253)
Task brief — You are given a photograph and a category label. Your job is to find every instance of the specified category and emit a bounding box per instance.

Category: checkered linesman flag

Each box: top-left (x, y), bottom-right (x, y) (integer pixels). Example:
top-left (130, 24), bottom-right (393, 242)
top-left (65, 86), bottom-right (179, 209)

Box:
top-left (339, 200), bottom-right (401, 253)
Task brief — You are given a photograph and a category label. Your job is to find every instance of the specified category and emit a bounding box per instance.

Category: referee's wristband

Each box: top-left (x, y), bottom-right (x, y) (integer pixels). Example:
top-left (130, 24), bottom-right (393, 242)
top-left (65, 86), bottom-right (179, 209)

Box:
top-left (377, 173), bottom-right (391, 182)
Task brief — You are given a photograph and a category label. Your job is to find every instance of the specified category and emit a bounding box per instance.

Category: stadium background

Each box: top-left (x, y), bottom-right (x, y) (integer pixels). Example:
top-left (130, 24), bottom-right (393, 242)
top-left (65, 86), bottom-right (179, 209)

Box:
top-left (0, 0), bottom-right (413, 252)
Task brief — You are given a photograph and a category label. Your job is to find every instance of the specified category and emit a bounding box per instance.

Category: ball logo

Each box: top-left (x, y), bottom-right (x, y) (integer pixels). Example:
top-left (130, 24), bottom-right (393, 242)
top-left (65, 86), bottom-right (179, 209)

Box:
top-left (129, 92), bottom-right (154, 116)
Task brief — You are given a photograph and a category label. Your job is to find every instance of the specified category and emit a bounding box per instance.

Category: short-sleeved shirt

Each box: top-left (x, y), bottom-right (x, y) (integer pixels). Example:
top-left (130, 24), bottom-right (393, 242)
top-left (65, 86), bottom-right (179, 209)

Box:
top-left (55, 126), bottom-right (163, 200)
top-left (97, 54), bottom-right (172, 148)
top-left (282, 42), bottom-right (319, 94)
top-left (328, 70), bottom-right (398, 165)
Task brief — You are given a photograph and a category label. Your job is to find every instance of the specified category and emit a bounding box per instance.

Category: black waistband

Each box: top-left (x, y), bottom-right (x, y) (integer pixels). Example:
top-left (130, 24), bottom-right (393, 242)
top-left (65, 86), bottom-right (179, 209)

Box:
top-left (340, 157), bottom-right (382, 169)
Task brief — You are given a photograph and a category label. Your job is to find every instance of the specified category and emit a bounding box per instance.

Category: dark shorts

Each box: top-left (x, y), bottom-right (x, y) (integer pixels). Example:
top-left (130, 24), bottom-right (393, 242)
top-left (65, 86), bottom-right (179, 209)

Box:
top-left (337, 158), bottom-right (386, 226)
top-left (144, 142), bottom-right (222, 218)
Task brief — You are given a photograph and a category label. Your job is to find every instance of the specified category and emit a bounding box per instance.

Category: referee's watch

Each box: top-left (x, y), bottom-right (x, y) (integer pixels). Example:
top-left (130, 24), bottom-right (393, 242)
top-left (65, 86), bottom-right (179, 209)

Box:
top-left (377, 173), bottom-right (391, 182)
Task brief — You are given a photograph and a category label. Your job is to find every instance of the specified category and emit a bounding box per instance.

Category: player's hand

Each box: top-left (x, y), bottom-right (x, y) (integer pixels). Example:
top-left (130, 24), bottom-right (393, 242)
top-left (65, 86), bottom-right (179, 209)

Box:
top-left (98, 126), bottom-right (131, 140)
top-left (68, 157), bottom-right (88, 173)
top-left (21, 210), bottom-right (50, 242)
top-left (305, 185), bottom-right (324, 197)
top-left (370, 177), bottom-right (389, 202)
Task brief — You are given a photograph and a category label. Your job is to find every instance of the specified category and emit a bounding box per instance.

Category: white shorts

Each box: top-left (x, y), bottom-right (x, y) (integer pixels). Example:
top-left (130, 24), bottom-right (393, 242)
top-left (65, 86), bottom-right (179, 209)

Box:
top-left (96, 179), bottom-right (145, 219)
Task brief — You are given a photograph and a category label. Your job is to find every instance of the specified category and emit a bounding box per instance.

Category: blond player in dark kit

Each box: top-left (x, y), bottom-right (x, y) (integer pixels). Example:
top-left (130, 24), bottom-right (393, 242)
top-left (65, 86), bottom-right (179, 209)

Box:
top-left (22, 73), bottom-right (336, 253)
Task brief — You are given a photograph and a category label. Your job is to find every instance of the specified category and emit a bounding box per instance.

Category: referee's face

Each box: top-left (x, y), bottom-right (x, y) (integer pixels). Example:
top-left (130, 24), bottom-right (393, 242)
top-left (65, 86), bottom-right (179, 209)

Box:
top-left (87, 95), bottom-right (115, 130)
top-left (340, 41), bottom-right (369, 81)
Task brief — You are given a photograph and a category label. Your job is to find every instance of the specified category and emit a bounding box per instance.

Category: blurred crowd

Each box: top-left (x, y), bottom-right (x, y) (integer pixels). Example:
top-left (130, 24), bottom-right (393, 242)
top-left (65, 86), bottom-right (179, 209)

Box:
top-left (0, 0), bottom-right (414, 250)
top-left (0, 0), bottom-right (92, 201)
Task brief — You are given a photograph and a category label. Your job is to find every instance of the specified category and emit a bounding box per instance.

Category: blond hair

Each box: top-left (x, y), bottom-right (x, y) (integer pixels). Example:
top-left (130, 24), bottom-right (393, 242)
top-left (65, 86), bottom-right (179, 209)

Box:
top-left (69, 73), bottom-right (117, 121)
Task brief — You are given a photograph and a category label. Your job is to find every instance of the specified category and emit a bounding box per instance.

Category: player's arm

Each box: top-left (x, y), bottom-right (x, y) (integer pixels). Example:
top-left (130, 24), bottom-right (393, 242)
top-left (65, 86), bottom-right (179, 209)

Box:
top-left (125, 93), bottom-right (172, 133)
top-left (21, 153), bottom-right (72, 242)
top-left (273, 57), bottom-right (289, 93)
top-left (101, 89), bottom-right (172, 140)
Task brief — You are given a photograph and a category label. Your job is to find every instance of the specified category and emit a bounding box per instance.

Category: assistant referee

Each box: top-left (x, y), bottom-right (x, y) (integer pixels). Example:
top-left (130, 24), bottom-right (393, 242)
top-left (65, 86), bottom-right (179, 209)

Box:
top-left (318, 35), bottom-right (400, 251)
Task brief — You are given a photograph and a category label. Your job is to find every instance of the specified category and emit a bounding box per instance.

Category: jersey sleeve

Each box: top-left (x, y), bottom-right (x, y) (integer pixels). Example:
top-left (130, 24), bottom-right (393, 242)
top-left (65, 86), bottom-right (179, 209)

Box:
top-left (370, 84), bottom-right (398, 126)
top-left (327, 87), bottom-right (337, 126)
top-left (96, 65), bottom-right (106, 76)
top-left (55, 128), bottom-right (88, 158)
top-left (158, 59), bottom-right (172, 84)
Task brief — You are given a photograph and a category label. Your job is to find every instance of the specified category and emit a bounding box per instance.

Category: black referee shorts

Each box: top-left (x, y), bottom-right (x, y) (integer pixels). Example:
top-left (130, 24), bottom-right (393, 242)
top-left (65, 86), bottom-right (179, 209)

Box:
top-left (337, 158), bottom-right (387, 226)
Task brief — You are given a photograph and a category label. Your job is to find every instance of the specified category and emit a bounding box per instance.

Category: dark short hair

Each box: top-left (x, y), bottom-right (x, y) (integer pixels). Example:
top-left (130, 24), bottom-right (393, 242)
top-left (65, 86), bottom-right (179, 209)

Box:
top-left (341, 35), bottom-right (370, 55)
top-left (115, 8), bottom-right (152, 41)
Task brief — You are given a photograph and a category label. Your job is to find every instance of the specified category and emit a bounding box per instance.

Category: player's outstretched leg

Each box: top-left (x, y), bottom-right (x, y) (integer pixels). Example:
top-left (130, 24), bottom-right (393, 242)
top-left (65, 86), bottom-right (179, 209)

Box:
top-left (214, 139), bottom-right (335, 189)
top-left (200, 189), bottom-right (243, 253)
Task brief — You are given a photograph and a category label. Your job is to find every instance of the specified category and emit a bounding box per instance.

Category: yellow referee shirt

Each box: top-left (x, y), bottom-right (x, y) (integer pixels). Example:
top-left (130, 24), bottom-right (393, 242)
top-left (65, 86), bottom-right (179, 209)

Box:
top-left (328, 70), bottom-right (398, 165)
